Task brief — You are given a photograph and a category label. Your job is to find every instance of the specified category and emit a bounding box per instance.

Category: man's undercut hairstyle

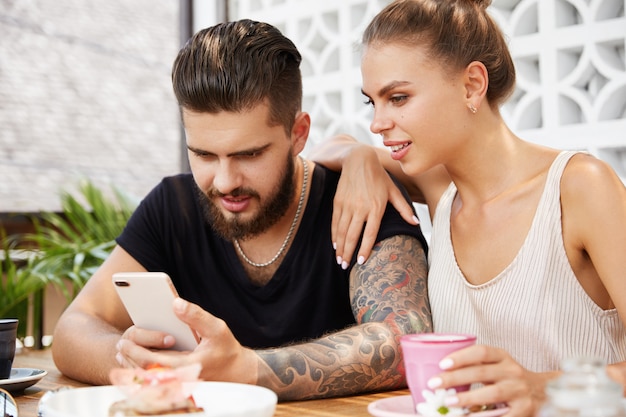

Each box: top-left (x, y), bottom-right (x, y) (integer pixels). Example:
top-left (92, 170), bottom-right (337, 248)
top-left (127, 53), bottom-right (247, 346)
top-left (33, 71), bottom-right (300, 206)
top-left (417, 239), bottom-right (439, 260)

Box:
top-left (172, 19), bottom-right (303, 135)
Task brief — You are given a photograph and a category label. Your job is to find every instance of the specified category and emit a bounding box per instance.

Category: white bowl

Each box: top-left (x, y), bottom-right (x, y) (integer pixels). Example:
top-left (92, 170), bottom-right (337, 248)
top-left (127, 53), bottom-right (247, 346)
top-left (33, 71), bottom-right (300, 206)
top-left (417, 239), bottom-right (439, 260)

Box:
top-left (40, 381), bottom-right (277, 417)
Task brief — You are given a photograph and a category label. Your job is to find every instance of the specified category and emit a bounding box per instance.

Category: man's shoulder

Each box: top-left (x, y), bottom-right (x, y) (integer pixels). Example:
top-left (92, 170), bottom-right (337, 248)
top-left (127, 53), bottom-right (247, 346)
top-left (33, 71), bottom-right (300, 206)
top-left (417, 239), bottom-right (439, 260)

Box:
top-left (312, 162), bottom-right (339, 182)
top-left (148, 173), bottom-right (196, 199)
top-left (158, 172), bottom-right (195, 188)
top-left (137, 173), bottom-right (198, 215)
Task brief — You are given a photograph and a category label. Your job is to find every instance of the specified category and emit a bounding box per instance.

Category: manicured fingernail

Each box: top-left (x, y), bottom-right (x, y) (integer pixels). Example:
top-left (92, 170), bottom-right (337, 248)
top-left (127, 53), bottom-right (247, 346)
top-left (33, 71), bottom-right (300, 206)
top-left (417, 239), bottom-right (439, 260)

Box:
top-left (336, 256), bottom-right (343, 265)
top-left (164, 335), bottom-right (175, 346)
top-left (427, 377), bottom-right (442, 389)
top-left (412, 215), bottom-right (420, 224)
top-left (439, 358), bottom-right (454, 369)
top-left (333, 242), bottom-right (337, 250)
top-left (444, 395), bottom-right (459, 406)
top-left (116, 340), bottom-right (123, 351)
top-left (357, 256), bottom-right (365, 265)
top-left (341, 261), bottom-right (349, 270)
top-left (115, 352), bottom-right (124, 365)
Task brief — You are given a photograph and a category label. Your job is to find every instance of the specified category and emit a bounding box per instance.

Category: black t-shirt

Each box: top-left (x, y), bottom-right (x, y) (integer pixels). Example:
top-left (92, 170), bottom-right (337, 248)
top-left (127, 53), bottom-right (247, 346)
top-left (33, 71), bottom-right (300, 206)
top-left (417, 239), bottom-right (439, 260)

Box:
top-left (116, 164), bottom-right (427, 348)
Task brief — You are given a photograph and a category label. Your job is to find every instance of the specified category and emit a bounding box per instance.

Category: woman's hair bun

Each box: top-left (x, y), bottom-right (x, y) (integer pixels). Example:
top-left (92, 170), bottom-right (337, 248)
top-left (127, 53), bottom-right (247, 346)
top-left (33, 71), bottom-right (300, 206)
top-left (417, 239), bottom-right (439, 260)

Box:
top-left (473, 0), bottom-right (492, 9)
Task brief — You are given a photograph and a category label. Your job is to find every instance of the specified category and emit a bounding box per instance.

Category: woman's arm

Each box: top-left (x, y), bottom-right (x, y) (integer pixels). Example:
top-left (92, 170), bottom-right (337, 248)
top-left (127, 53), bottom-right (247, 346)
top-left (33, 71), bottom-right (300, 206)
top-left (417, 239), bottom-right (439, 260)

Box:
top-left (310, 134), bottom-right (423, 200)
top-left (561, 153), bottom-right (626, 322)
top-left (310, 134), bottom-right (449, 263)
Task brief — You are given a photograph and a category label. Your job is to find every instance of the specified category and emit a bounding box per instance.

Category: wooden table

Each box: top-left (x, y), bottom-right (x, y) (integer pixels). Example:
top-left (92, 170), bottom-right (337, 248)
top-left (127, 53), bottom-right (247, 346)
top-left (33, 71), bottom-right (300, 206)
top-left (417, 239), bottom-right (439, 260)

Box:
top-left (12, 348), bottom-right (409, 416)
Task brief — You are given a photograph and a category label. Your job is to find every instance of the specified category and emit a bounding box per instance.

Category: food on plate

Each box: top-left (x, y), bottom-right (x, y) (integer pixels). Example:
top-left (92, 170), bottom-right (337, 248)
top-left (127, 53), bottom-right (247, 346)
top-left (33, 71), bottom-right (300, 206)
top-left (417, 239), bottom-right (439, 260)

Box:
top-left (108, 363), bottom-right (204, 416)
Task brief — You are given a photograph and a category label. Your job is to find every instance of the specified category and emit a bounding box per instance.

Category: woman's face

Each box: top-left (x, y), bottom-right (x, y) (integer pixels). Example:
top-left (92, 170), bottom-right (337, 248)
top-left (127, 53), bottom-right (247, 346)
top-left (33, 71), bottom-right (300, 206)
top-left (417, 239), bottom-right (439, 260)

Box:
top-left (361, 42), bottom-right (470, 176)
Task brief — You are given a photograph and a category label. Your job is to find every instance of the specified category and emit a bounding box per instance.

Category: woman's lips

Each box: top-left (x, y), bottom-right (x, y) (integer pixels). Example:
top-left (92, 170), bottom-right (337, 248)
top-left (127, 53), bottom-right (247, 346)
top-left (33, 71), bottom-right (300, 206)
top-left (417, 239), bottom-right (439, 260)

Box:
top-left (388, 142), bottom-right (412, 161)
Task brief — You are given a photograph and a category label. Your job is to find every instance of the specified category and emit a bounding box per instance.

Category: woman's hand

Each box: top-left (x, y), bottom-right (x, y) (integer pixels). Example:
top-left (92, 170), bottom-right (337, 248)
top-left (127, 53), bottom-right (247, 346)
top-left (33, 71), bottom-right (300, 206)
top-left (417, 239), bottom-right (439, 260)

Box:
top-left (332, 144), bottom-right (417, 267)
top-left (426, 345), bottom-right (555, 417)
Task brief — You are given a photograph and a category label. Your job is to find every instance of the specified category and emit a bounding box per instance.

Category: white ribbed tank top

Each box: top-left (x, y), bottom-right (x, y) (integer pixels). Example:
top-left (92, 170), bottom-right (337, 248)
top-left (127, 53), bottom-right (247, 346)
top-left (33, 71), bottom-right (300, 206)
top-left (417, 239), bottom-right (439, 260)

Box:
top-left (428, 151), bottom-right (626, 372)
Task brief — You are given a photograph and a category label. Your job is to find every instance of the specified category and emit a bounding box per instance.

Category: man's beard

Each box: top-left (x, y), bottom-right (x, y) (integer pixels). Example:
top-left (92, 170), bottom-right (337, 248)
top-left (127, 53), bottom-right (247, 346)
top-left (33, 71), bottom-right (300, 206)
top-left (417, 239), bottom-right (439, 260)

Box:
top-left (195, 154), bottom-right (296, 241)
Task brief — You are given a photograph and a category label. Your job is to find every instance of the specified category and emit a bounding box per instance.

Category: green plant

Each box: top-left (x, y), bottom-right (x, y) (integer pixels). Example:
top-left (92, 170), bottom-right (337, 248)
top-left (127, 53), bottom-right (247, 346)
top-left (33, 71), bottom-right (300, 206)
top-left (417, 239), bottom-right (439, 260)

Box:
top-left (23, 179), bottom-right (137, 300)
top-left (0, 230), bottom-right (47, 337)
top-left (1, 179), bottom-right (137, 340)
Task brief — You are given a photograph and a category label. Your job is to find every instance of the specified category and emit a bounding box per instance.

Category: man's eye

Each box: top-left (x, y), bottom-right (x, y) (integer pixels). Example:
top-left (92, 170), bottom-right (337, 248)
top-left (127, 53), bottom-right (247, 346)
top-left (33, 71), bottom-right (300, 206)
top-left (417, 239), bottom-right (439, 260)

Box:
top-left (192, 151), bottom-right (213, 160)
top-left (240, 151), bottom-right (261, 158)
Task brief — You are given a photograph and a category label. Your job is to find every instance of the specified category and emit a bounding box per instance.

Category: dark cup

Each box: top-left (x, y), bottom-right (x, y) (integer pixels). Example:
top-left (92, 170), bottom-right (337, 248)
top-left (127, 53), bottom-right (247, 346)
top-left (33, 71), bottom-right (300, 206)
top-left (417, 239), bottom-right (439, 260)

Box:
top-left (0, 319), bottom-right (18, 380)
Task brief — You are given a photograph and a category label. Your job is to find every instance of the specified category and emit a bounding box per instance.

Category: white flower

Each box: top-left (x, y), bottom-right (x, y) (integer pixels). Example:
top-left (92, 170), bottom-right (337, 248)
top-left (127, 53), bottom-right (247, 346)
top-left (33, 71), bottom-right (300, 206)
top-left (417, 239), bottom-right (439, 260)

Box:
top-left (416, 388), bottom-right (467, 416)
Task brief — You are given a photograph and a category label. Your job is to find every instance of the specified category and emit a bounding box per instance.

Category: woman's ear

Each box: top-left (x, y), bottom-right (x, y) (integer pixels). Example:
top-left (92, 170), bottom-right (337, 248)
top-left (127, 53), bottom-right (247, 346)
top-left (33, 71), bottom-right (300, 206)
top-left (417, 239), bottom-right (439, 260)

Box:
top-left (465, 61), bottom-right (488, 111)
top-left (291, 111), bottom-right (311, 155)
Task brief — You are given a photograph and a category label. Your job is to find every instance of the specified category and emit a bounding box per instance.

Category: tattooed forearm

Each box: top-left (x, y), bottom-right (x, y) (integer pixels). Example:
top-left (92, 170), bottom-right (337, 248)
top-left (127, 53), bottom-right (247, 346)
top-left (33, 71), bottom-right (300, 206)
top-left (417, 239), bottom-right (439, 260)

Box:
top-left (257, 323), bottom-right (402, 400)
top-left (255, 234), bottom-right (431, 401)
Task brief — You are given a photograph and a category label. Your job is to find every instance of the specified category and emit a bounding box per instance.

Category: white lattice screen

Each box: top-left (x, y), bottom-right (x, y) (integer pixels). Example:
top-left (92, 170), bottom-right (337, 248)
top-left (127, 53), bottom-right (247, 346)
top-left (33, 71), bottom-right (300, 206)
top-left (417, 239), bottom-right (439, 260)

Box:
top-left (227, 0), bottom-right (389, 153)
top-left (491, 0), bottom-right (626, 179)
top-left (225, 0), bottom-right (626, 176)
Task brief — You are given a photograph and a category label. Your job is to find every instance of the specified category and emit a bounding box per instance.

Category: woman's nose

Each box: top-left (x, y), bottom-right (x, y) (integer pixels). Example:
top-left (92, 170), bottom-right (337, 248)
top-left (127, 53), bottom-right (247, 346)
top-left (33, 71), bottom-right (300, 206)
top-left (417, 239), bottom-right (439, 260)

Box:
top-left (369, 107), bottom-right (392, 136)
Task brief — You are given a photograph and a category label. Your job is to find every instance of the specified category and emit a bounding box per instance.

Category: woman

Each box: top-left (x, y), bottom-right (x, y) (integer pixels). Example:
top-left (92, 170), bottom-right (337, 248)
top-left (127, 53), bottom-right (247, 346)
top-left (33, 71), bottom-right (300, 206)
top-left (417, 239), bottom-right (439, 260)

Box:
top-left (312, 0), bottom-right (626, 415)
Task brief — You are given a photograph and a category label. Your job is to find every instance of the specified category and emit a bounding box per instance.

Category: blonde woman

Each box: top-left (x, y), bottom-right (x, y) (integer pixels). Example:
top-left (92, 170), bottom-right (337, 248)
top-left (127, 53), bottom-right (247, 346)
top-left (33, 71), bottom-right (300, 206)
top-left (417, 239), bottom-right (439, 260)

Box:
top-left (312, 0), bottom-right (626, 415)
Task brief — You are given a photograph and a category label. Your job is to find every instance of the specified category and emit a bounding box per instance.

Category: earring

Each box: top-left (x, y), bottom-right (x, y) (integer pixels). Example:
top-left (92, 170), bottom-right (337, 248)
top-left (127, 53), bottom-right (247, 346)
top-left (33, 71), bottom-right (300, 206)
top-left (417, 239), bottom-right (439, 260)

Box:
top-left (468, 103), bottom-right (477, 114)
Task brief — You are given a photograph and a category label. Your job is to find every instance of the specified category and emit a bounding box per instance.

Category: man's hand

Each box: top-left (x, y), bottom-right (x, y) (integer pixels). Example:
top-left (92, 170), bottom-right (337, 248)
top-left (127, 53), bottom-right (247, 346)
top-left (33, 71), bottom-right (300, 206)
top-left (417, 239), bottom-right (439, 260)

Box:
top-left (115, 298), bottom-right (259, 385)
top-left (115, 324), bottom-right (177, 368)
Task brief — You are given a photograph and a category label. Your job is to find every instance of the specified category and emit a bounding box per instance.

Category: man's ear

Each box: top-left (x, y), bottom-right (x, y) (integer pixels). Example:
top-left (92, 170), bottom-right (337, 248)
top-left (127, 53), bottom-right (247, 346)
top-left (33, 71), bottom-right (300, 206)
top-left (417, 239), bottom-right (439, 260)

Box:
top-left (465, 61), bottom-right (488, 111)
top-left (291, 111), bottom-right (310, 155)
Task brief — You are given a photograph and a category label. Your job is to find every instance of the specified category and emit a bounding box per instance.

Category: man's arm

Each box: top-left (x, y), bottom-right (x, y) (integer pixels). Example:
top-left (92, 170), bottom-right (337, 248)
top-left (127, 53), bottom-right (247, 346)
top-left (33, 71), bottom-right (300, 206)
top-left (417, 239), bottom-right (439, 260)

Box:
top-left (256, 234), bottom-right (430, 400)
top-left (51, 245), bottom-right (154, 384)
top-left (112, 234), bottom-right (429, 401)
top-left (55, 236), bottom-right (429, 400)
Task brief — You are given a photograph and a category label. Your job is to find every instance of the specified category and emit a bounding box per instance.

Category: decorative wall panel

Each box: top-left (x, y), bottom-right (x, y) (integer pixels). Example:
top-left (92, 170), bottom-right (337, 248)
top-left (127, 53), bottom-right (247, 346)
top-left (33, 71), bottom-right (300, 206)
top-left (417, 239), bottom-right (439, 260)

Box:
top-left (228, 0), bottom-right (390, 153)
top-left (492, 0), bottom-right (626, 178)
top-left (229, 0), bottom-right (626, 179)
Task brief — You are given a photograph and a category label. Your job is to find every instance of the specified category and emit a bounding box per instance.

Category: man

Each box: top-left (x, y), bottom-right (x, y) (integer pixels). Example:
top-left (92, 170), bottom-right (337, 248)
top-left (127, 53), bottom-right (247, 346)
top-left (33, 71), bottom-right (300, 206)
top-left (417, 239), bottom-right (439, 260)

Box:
top-left (51, 19), bottom-right (431, 401)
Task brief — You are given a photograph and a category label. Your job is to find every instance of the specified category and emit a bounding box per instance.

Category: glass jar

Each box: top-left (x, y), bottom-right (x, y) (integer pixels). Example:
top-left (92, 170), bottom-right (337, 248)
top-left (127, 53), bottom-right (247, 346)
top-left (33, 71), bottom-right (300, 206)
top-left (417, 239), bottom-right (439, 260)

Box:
top-left (538, 357), bottom-right (626, 417)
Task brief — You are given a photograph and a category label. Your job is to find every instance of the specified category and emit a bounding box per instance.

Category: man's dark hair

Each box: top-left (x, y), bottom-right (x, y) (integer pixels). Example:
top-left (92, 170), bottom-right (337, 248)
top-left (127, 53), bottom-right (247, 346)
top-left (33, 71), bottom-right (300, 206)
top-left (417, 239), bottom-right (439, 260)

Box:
top-left (172, 19), bottom-right (303, 134)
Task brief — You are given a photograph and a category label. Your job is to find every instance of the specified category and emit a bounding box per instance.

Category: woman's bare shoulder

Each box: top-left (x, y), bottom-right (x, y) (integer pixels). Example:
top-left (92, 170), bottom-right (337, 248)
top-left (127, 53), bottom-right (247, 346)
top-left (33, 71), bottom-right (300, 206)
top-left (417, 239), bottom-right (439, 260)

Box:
top-left (560, 152), bottom-right (626, 217)
top-left (561, 152), bottom-right (624, 193)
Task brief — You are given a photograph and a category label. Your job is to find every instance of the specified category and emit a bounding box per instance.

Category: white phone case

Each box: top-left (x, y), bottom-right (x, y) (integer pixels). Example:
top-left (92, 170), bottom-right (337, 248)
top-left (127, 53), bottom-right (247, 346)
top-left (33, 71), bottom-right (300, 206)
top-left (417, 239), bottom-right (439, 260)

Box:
top-left (112, 272), bottom-right (199, 351)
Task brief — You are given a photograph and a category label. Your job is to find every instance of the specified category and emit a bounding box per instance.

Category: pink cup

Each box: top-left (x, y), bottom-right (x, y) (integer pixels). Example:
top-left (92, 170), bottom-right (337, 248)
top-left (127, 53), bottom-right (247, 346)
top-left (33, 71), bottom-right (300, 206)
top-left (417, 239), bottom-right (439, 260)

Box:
top-left (400, 333), bottom-right (476, 409)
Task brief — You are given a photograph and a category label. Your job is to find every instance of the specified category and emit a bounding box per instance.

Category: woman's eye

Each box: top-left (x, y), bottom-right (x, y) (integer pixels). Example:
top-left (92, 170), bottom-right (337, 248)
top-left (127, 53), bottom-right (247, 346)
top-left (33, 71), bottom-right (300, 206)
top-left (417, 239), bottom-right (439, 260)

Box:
top-left (363, 98), bottom-right (374, 107)
top-left (390, 95), bottom-right (408, 104)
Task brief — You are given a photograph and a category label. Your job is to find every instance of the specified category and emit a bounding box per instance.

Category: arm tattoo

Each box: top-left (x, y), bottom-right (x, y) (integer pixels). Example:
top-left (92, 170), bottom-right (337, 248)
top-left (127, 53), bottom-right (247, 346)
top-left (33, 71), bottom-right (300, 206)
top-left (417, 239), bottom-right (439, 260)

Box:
top-left (256, 235), bottom-right (431, 401)
top-left (351, 234), bottom-right (431, 336)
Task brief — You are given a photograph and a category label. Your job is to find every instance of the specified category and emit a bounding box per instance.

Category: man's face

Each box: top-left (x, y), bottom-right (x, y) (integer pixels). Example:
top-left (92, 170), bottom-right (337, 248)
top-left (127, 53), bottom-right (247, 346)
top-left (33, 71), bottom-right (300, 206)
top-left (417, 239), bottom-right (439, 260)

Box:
top-left (183, 103), bottom-right (297, 241)
top-left (195, 153), bottom-right (294, 240)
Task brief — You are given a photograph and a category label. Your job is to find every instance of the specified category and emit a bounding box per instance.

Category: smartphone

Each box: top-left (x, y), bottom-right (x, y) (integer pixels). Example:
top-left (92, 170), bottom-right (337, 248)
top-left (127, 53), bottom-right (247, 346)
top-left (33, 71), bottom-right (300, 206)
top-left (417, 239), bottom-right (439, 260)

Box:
top-left (112, 272), bottom-right (199, 351)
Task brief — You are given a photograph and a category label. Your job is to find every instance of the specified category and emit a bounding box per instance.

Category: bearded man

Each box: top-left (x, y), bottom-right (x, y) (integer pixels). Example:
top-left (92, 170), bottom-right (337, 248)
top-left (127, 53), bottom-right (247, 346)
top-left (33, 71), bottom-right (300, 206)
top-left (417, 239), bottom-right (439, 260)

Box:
top-left (52, 19), bottom-right (431, 401)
